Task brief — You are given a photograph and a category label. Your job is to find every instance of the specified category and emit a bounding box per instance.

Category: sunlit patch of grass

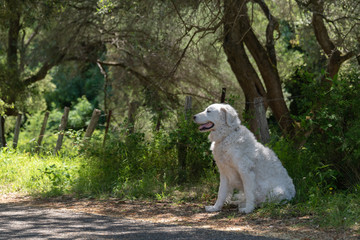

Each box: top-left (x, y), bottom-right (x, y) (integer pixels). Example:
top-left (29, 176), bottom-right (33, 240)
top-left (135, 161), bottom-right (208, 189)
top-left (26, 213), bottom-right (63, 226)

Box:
top-left (310, 191), bottom-right (360, 229)
top-left (0, 148), bottom-right (81, 197)
top-left (248, 189), bottom-right (360, 231)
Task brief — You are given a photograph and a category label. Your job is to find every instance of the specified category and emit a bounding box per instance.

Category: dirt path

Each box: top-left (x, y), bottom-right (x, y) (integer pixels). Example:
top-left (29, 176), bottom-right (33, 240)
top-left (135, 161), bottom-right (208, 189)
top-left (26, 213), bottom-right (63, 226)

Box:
top-left (0, 204), bottom-right (281, 240)
top-left (0, 194), bottom-right (358, 240)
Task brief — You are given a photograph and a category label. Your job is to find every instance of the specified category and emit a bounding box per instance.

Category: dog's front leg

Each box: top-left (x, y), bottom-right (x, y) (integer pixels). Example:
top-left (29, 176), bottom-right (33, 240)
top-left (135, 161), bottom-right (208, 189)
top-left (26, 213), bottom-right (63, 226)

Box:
top-left (238, 170), bottom-right (256, 214)
top-left (234, 155), bottom-right (256, 214)
top-left (205, 175), bottom-right (230, 212)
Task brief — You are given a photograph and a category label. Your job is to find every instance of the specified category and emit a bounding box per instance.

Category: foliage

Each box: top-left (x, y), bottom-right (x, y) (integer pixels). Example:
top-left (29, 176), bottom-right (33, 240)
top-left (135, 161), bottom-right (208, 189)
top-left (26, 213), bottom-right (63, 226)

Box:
top-left (0, 99), bottom-right (13, 116)
top-left (68, 96), bottom-right (94, 130)
top-left (170, 115), bottom-right (213, 182)
top-left (45, 63), bottom-right (104, 110)
top-left (34, 163), bottom-right (76, 196)
top-left (75, 116), bottom-right (213, 198)
top-left (0, 0), bottom-right (103, 112)
top-left (286, 70), bottom-right (360, 188)
top-left (260, 135), bottom-right (360, 230)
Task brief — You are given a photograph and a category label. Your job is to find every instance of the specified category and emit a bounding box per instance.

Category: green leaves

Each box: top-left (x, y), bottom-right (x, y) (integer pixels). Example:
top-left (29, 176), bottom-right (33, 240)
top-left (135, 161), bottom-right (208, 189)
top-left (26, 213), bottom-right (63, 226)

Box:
top-left (292, 71), bottom-right (360, 188)
top-left (96, 0), bottom-right (115, 14)
top-left (40, 163), bottom-right (73, 194)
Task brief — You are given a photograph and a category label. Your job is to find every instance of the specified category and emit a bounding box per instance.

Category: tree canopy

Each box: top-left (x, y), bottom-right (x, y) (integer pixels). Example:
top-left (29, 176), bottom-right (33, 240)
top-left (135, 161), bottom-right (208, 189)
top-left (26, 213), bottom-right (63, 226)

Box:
top-left (0, 0), bottom-right (359, 142)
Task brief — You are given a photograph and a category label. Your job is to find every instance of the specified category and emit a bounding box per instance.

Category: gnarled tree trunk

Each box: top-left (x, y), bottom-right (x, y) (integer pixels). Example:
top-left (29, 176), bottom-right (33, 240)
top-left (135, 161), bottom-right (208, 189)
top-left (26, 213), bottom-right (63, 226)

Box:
top-left (223, 0), bottom-right (293, 135)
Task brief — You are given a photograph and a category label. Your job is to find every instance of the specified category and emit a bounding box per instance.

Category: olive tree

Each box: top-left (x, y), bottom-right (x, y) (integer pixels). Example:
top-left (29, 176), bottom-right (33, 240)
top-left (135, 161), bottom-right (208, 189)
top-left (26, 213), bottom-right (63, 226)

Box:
top-left (0, 0), bottom-right (104, 145)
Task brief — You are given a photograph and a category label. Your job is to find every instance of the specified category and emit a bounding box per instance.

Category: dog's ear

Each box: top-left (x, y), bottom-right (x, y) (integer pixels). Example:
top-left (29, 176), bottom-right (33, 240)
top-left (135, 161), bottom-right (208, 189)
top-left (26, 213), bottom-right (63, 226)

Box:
top-left (221, 106), bottom-right (239, 127)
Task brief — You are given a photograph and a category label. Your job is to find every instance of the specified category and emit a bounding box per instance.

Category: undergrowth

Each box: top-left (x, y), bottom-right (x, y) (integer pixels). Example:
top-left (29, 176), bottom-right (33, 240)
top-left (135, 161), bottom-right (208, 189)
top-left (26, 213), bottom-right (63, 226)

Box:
top-left (1, 129), bottom-right (359, 232)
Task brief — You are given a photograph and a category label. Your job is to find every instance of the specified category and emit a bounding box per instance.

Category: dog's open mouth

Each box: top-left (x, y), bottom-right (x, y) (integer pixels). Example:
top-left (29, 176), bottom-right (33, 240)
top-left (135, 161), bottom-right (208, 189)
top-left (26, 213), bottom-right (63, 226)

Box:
top-left (198, 122), bottom-right (214, 131)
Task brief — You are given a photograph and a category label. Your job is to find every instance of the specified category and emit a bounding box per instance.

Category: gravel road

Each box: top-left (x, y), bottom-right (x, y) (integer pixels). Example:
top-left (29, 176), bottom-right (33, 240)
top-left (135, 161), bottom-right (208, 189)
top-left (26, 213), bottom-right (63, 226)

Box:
top-left (0, 203), bottom-right (281, 240)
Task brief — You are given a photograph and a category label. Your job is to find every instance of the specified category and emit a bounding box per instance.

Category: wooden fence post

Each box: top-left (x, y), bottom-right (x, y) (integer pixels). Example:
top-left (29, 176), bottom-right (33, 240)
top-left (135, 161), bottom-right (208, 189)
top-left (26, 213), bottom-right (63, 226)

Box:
top-left (0, 116), bottom-right (6, 148)
top-left (254, 97), bottom-right (270, 144)
top-left (210, 87), bottom-right (226, 168)
top-left (36, 111), bottom-right (50, 151)
top-left (103, 110), bottom-right (112, 146)
top-left (84, 109), bottom-right (101, 139)
top-left (178, 96), bottom-right (192, 183)
top-left (155, 108), bottom-right (163, 131)
top-left (220, 87), bottom-right (226, 103)
top-left (127, 101), bottom-right (139, 135)
top-left (12, 114), bottom-right (22, 149)
top-left (55, 107), bottom-right (70, 154)
top-left (184, 96), bottom-right (192, 120)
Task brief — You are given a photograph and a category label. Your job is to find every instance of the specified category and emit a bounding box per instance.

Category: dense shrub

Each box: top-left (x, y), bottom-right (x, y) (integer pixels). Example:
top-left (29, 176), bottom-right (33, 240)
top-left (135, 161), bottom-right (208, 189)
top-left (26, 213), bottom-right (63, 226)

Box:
top-left (75, 116), bottom-right (213, 198)
top-left (286, 70), bottom-right (360, 189)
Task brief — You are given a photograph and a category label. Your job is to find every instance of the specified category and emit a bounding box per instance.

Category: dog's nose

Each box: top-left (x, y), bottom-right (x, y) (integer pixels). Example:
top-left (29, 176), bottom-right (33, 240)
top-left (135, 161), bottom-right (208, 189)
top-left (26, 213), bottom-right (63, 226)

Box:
top-left (193, 115), bottom-right (196, 120)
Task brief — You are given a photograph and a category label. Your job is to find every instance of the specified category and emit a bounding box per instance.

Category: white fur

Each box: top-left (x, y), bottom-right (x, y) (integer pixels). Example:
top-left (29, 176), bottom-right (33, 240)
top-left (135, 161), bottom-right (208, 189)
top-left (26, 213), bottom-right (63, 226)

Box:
top-left (194, 104), bottom-right (295, 214)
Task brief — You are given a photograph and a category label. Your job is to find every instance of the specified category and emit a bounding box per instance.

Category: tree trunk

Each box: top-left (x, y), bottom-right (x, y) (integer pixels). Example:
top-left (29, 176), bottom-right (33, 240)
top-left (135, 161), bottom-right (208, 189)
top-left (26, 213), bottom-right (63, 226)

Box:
top-left (223, 0), bottom-right (293, 135)
top-left (223, 35), bottom-right (264, 136)
top-left (6, 0), bottom-right (21, 84)
top-left (4, 0), bottom-right (22, 116)
top-left (2, 0), bottom-right (65, 119)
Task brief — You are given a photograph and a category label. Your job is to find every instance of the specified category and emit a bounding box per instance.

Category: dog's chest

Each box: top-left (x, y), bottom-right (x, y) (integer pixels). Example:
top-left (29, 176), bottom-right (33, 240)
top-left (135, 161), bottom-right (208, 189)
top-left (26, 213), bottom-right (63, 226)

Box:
top-left (211, 142), bottom-right (232, 165)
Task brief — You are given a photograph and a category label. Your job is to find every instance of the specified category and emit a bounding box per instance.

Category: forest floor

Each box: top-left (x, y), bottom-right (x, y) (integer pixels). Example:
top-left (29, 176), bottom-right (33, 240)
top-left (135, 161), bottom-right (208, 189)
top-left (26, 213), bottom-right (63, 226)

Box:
top-left (0, 193), bottom-right (358, 240)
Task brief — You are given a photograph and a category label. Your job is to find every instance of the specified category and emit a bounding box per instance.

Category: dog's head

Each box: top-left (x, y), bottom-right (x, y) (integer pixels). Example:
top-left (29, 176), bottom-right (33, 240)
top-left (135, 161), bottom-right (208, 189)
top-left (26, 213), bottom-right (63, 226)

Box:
top-left (193, 104), bottom-right (240, 133)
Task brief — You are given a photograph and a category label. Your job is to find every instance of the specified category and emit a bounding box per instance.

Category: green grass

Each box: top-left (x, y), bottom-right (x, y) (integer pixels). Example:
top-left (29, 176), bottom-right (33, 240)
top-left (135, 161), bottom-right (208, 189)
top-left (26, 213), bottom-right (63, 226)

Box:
top-left (309, 190), bottom-right (360, 229)
top-left (253, 190), bottom-right (360, 230)
top-left (0, 148), bottom-right (81, 197)
top-left (0, 144), bottom-right (218, 201)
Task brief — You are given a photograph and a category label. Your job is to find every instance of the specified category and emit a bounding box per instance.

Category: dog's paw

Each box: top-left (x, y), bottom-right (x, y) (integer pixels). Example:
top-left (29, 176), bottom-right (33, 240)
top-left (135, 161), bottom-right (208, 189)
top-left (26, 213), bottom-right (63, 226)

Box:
top-left (205, 206), bottom-right (221, 212)
top-left (239, 206), bottom-right (254, 214)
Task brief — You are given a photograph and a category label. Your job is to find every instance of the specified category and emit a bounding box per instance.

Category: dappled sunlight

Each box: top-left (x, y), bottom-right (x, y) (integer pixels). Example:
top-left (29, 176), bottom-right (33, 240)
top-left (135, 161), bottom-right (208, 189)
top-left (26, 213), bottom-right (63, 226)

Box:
top-left (1, 194), bottom-right (358, 240)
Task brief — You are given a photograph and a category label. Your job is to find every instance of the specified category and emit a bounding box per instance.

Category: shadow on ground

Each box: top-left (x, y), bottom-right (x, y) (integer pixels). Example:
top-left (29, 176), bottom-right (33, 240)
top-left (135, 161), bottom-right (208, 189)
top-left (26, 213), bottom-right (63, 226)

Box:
top-left (0, 203), bottom-right (280, 240)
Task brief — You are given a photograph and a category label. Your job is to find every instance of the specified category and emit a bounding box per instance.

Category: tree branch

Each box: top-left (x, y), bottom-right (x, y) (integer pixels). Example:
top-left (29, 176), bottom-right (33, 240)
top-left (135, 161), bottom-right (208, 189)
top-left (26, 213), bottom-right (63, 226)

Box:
top-left (169, 1), bottom-right (222, 76)
top-left (252, 0), bottom-right (279, 66)
top-left (310, 0), bottom-right (336, 56)
top-left (23, 53), bottom-right (65, 86)
top-left (97, 60), bottom-right (173, 100)
top-left (23, 63), bottom-right (52, 86)
top-left (340, 51), bottom-right (355, 63)
top-left (308, 0), bottom-right (357, 81)
top-left (98, 60), bottom-right (144, 81)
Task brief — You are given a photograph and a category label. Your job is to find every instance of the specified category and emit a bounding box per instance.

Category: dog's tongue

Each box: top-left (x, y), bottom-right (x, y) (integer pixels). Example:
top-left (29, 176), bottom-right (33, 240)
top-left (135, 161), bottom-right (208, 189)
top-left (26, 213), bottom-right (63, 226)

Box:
top-left (199, 122), bottom-right (213, 130)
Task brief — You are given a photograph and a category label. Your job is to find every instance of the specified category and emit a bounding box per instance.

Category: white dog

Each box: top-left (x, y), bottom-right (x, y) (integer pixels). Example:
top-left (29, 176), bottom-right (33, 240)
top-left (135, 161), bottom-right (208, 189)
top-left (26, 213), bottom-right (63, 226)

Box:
top-left (193, 104), bottom-right (295, 213)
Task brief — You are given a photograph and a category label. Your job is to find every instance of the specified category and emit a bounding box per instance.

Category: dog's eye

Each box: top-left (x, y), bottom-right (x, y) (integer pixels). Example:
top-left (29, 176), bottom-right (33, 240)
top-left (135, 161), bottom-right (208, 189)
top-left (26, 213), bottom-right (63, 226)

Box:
top-left (207, 110), bottom-right (211, 113)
